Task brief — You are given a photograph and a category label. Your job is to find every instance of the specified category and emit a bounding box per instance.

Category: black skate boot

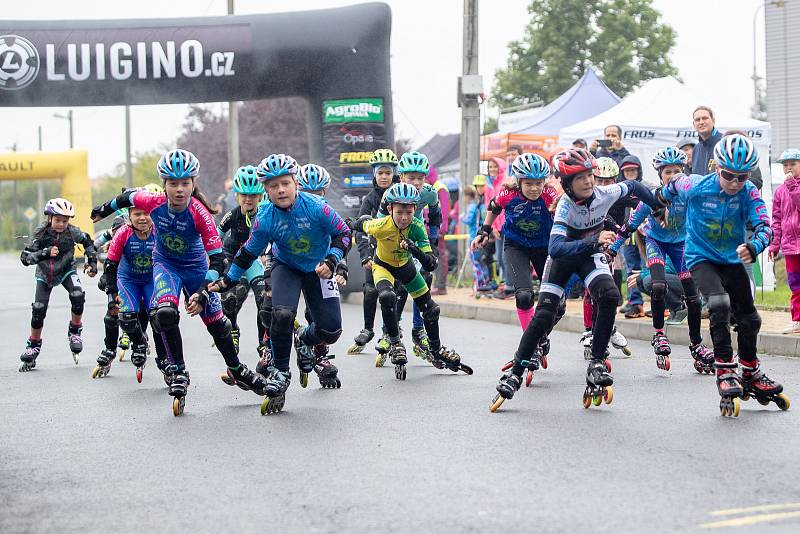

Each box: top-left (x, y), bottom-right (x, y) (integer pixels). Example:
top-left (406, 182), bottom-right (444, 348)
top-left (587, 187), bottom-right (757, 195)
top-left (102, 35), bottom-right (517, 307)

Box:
top-left (740, 358), bottom-right (790, 411)
top-left (411, 326), bottom-right (431, 361)
top-left (430, 343), bottom-right (473, 375)
top-left (155, 356), bottom-right (171, 387)
top-left (294, 327), bottom-right (316, 388)
top-left (68, 323), bottom-right (83, 364)
top-left (261, 368), bottom-right (291, 415)
top-left (690, 343), bottom-right (714, 374)
top-left (130, 340), bottom-right (148, 384)
top-left (168, 365), bottom-right (190, 416)
top-left (651, 330), bottom-right (671, 371)
top-left (389, 340), bottom-right (408, 381)
top-left (19, 338), bottom-right (42, 372)
top-left (715, 360), bottom-right (742, 417)
top-left (91, 349), bottom-right (116, 379)
top-left (490, 371), bottom-right (522, 412)
top-left (221, 363), bottom-right (268, 395)
top-left (118, 332), bottom-right (130, 361)
top-left (539, 334), bottom-right (550, 369)
top-left (256, 343), bottom-right (273, 377)
top-left (313, 343), bottom-right (341, 389)
top-left (348, 328), bottom-right (374, 355)
top-left (583, 360), bottom-right (614, 409)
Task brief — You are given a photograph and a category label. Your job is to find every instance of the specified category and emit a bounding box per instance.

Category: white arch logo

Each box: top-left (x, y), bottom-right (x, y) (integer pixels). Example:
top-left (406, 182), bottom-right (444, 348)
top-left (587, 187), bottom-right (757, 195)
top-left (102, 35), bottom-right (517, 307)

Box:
top-left (0, 35), bottom-right (40, 90)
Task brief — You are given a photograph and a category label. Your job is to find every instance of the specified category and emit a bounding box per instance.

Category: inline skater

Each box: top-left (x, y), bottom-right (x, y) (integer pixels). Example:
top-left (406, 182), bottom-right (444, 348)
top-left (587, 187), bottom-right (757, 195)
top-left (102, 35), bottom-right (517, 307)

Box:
top-left (217, 165), bottom-right (268, 357)
top-left (375, 151), bottom-right (442, 361)
top-left (490, 147), bottom-right (665, 412)
top-left (91, 149), bottom-right (268, 416)
top-left (610, 147), bottom-right (713, 372)
top-left (94, 212), bottom-right (129, 368)
top-left (348, 149), bottom-right (398, 354)
top-left (19, 198), bottom-right (98, 371)
top-left (472, 153), bottom-right (558, 385)
top-left (209, 154), bottom-right (351, 415)
top-left (656, 134), bottom-right (788, 416)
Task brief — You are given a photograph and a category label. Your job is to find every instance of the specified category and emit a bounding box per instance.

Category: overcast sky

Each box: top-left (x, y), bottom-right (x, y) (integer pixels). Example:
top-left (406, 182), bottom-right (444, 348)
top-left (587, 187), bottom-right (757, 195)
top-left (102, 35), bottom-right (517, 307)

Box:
top-left (0, 0), bottom-right (768, 177)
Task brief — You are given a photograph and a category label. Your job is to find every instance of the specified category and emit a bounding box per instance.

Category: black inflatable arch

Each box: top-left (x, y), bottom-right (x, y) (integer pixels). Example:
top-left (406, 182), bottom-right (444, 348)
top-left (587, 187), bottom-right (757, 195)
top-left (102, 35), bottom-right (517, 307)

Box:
top-left (0, 3), bottom-right (394, 218)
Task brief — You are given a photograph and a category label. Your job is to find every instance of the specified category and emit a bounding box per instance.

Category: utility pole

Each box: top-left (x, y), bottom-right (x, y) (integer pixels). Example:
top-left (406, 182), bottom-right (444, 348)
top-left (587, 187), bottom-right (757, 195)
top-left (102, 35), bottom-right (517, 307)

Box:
top-left (124, 105), bottom-right (133, 187)
top-left (54, 109), bottom-right (74, 148)
top-left (458, 0), bottom-right (481, 238)
top-left (227, 0), bottom-right (240, 181)
top-left (38, 126), bottom-right (44, 224)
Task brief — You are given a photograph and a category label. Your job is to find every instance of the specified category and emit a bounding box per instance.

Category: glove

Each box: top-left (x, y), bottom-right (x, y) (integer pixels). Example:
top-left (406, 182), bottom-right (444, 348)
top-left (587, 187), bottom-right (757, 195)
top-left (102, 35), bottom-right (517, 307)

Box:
top-left (318, 254), bottom-right (338, 279)
top-left (335, 262), bottom-right (349, 282)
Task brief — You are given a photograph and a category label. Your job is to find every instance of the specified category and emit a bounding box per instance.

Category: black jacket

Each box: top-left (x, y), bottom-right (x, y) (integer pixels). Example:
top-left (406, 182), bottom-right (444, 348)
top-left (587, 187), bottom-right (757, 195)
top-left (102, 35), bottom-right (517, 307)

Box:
top-left (21, 223), bottom-right (98, 287)
top-left (691, 128), bottom-right (723, 175)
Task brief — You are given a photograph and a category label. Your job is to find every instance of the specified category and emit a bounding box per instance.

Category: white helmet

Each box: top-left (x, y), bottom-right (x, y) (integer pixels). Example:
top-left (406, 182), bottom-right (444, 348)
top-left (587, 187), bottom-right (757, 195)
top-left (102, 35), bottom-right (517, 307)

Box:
top-left (44, 198), bottom-right (75, 217)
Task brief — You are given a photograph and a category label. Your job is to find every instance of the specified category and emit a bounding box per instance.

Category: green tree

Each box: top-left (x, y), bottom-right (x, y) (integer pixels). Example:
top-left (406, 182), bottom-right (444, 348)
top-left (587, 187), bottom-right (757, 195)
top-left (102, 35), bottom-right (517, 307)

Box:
top-left (492, 0), bottom-right (677, 109)
top-left (483, 116), bottom-right (499, 135)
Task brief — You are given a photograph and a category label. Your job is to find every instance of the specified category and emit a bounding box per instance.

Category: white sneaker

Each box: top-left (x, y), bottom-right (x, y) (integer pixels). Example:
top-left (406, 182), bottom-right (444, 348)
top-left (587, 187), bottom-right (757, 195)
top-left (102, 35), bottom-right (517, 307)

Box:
top-left (782, 321), bottom-right (800, 334)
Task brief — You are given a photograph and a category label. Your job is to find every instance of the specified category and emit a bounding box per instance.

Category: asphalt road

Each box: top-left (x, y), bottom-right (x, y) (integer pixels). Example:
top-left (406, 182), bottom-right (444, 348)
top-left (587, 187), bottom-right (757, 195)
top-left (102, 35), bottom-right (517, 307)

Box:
top-left (2, 256), bottom-right (800, 533)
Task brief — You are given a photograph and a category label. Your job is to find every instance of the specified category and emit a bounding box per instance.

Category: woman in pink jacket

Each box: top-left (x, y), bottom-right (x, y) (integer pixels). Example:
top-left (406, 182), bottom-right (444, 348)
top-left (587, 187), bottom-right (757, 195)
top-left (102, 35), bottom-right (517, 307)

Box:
top-left (486, 156), bottom-right (515, 298)
top-left (769, 149), bottom-right (800, 333)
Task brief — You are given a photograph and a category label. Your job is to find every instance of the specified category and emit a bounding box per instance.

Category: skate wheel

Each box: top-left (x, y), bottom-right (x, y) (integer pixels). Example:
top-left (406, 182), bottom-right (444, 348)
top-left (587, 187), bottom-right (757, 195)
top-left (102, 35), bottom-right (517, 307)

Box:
top-left (604, 359), bottom-right (612, 373)
top-left (490, 394), bottom-right (505, 413)
top-left (525, 369), bottom-right (533, 387)
top-left (91, 366), bottom-right (101, 379)
top-left (459, 363), bottom-right (474, 375)
top-left (118, 349), bottom-right (126, 361)
top-left (136, 368), bottom-right (143, 383)
top-left (541, 355), bottom-right (548, 370)
top-left (73, 353), bottom-right (80, 365)
top-left (664, 356), bottom-right (671, 371)
top-left (220, 371), bottom-right (236, 386)
top-left (261, 394), bottom-right (285, 415)
top-left (693, 361), bottom-right (702, 373)
top-left (395, 365), bottom-right (406, 381)
top-left (582, 392), bottom-right (592, 409)
top-left (347, 344), bottom-right (363, 355)
top-left (742, 393), bottom-right (751, 401)
top-left (300, 372), bottom-right (308, 388)
top-left (374, 355), bottom-right (384, 367)
top-left (622, 346), bottom-right (632, 356)
top-left (757, 398), bottom-right (770, 406)
top-left (500, 361), bottom-right (513, 372)
top-left (604, 386), bottom-right (614, 405)
top-left (776, 393), bottom-right (791, 411)
top-left (172, 396), bottom-right (185, 416)
top-left (592, 394), bottom-right (602, 406)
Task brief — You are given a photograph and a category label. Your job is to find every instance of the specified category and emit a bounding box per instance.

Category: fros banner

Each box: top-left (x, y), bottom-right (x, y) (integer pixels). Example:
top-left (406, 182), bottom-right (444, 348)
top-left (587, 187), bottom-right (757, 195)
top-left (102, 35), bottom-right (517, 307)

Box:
top-left (322, 98), bottom-right (388, 213)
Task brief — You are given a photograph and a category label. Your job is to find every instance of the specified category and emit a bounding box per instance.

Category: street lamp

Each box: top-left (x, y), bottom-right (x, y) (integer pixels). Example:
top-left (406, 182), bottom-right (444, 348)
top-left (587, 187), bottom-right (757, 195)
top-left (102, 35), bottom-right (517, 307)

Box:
top-left (752, 0), bottom-right (786, 120)
top-left (53, 109), bottom-right (74, 148)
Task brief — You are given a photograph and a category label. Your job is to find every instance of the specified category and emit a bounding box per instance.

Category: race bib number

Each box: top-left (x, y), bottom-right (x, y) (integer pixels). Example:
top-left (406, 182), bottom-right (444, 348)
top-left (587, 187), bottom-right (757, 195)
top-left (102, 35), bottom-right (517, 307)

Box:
top-left (320, 277), bottom-right (340, 299)
top-left (70, 273), bottom-right (83, 289)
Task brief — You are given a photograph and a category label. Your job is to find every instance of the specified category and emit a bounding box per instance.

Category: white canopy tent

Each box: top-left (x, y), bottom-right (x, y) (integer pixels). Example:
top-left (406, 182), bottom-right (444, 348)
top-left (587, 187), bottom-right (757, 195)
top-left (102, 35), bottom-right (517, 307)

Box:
top-left (560, 76), bottom-right (776, 289)
top-left (559, 77), bottom-right (772, 186)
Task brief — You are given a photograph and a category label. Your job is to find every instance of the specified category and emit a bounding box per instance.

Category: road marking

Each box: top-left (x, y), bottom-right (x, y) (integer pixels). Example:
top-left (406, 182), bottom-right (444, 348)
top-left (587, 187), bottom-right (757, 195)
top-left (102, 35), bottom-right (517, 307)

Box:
top-left (709, 502), bottom-right (800, 516)
top-left (699, 510), bottom-right (800, 529)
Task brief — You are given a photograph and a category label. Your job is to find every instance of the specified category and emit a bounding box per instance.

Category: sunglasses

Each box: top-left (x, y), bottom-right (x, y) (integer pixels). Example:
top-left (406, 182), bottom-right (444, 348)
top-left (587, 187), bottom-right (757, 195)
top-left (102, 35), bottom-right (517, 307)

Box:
top-left (719, 169), bottom-right (749, 183)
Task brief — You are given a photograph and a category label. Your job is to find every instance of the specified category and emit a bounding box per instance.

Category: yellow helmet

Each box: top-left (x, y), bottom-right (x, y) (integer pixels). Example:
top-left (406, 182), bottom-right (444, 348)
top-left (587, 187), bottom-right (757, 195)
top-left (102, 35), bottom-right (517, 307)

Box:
top-left (142, 183), bottom-right (165, 194)
top-left (472, 174), bottom-right (487, 186)
top-left (594, 157), bottom-right (619, 179)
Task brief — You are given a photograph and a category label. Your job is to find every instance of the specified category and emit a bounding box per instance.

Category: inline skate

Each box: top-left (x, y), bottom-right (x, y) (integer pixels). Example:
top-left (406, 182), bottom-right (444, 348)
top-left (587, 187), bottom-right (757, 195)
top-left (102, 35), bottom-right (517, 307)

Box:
top-left (130, 339), bottom-right (148, 383)
top-left (740, 358), bottom-right (790, 411)
top-left (19, 338), bottom-right (41, 372)
top-left (347, 328), bottom-right (374, 354)
top-left (261, 368), bottom-right (290, 415)
top-left (117, 332), bottom-right (130, 361)
top-left (313, 343), bottom-right (341, 388)
top-left (220, 363), bottom-right (268, 394)
top-left (715, 360), bottom-right (742, 417)
top-left (294, 327), bottom-right (316, 388)
top-left (256, 343), bottom-right (273, 377)
top-left (389, 341), bottom-right (408, 380)
top-left (430, 345), bottom-right (473, 375)
top-left (610, 326), bottom-right (631, 356)
top-left (490, 371), bottom-right (522, 412)
top-left (91, 349), bottom-right (116, 378)
top-left (168, 365), bottom-right (190, 416)
top-left (582, 360), bottom-right (614, 409)
top-left (411, 326), bottom-right (431, 361)
top-left (690, 343), bottom-right (714, 374)
top-left (652, 330), bottom-right (671, 371)
top-left (68, 323), bottom-right (83, 364)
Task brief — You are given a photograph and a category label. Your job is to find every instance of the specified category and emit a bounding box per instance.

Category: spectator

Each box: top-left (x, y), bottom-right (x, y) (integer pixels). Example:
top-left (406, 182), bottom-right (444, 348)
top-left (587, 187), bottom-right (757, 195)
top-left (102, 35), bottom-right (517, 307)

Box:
top-left (618, 155), bottom-right (645, 318)
top-left (427, 166), bottom-right (450, 295)
top-left (678, 140), bottom-right (696, 171)
top-left (462, 180), bottom-right (492, 293)
top-left (213, 178), bottom-right (236, 222)
top-left (592, 125), bottom-right (631, 167)
top-left (630, 240), bottom-right (688, 324)
top-left (690, 106), bottom-right (723, 175)
top-left (572, 138), bottom-right (587, 150)
top-left (485, 156), bottom-right (514, 299)
top-left (769, 149), bottom-right (800, 334)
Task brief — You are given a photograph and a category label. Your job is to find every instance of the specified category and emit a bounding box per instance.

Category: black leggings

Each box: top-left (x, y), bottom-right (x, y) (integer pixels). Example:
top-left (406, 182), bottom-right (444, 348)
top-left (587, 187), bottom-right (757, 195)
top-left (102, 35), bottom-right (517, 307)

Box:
top-left (513, 253), bottom-right (619, 374)
top-left (504, 241), bottom-right (548, 310)
top-left (362, 267), bottom-right (378, 331)
top-left (690, 261), bottom-right (760, 362)
top-left (648, 263), bottom-right (702, 344)
top-left (268, 261), bottom-right (343, 372)
top-left (31, 274), bottom-right (85, 329)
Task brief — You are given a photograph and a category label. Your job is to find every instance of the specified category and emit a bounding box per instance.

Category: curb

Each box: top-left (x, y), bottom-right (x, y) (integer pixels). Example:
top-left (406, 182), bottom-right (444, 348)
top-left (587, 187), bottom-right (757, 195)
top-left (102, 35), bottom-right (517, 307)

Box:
top-left (342, 292), bottom-right (800, 359)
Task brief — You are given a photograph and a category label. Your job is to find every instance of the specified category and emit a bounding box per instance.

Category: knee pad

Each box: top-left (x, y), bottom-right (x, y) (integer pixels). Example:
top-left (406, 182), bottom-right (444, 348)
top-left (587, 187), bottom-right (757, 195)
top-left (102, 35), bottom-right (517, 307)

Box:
top-left (31, 301), bottom-right (47, 329)
top-left (364, 284), bottom-right (378, 302)
top-left (420, 300), bottom-right (440, 323)
top-left (258, 303), bottom-right (273, 332)
top-left (206, 316), bottom-right (232, 340)
top-left (706, 294), bottom-right (731, 326)
top-left (736, 310), bottom-right (762, 333)
top-left (515, 289), bottom-right (534, 311)
top-left (221, 290), bottom-right (239, 316)
top-left (104, 313), bottom-right (118, 329)
top-left (119, 311), bottom-right (141, 334)
top-left (69, 289), bottom-right (85, 315)
top-left (378, 289), bottom-right (397, 310)
top-left (271, 305), bottom-right (297, 333)
top-left (149, 302), bottom-right (179, 333)
top-left (592, 278), bottom-right (620, 308)
top-left (532, 298), bottom-right (557, 328)
top-left (650, 280), bottom-right (667, 301)
top-left (251, 276), bottom-right (266, 306)
top-left (317, 327), bottom-right (343, 344)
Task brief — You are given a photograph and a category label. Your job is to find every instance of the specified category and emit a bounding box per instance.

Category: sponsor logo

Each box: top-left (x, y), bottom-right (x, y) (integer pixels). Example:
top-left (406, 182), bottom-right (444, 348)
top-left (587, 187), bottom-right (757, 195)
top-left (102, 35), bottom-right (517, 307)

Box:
top-left (0, 35), bottom-right (40, 90)
top-left (342, 174), bottom-right (372, 188)
top-left (339, 151), bottom-right (373, 164)
top-left (339, 126), bottom-right (374, 146)
top-left (623, 130), bottom-right (655, 140)
top-left (323, 98), bottom-right (383, 123)
top-left (0, 160), bottom-right (35, 171)
top-left (342, 194), bottom-right (362, 208)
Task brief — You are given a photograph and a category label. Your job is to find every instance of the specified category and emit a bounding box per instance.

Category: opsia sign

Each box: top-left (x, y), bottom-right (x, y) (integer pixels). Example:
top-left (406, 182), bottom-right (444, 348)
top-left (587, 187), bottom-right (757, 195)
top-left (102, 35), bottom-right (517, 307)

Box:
top-left (0, 24), bottom-right (250, 90)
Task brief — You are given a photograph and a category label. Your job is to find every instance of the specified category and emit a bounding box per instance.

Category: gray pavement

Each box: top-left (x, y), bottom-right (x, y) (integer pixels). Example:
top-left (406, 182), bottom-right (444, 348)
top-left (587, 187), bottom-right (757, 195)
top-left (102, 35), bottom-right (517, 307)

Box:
top-left (2, 255), bottom-right (800, 533)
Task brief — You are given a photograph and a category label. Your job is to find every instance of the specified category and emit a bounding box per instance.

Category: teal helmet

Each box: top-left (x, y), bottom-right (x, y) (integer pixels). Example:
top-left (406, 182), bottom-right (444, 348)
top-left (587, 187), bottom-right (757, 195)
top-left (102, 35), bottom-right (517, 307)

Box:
top-left (233, 165), bottom-right (264, 195)
top-left (398, 151), bottom-right (430, 176)
top-left (384, 183), bottom-right (420, 205)
top-left (298, 164), bottom-right (331, 191)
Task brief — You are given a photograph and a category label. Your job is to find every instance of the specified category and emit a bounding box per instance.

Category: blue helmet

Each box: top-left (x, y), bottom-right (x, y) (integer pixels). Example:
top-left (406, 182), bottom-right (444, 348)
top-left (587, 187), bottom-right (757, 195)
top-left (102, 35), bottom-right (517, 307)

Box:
top-left (511, 153), bottom-right (550, 180)
top-left (157, 149), bottom-right (199, 180)
top-left (777, 148), bottom-right (800, 163)
top-left (383, 183), bottom-right (420, 205)
top-left (652, 146), bottom-right (688, 170)
top-left (233, 165), bottom-right (264, 195)
top-left (714, 134), bottom-right (759, 172)
top-left (256, 153), bottom-right (299, 182)
top-left (398, 151), bottom-right (430, 176)
top-left (298, 164), bottom-right (331, 191)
